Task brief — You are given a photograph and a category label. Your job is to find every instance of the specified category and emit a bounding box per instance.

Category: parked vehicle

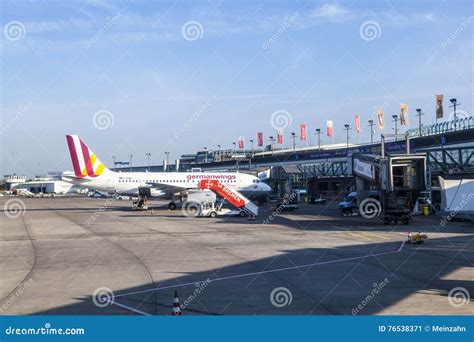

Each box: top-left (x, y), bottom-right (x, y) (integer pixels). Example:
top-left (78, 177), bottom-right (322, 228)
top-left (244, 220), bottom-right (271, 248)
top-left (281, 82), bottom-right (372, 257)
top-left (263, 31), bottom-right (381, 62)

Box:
top-left (274, 191), bottom-right (299, 211)
top-left (339, 192), bottom-right (357, 215)
top-left (339, 191), bottom-right (380, 216)
top-left (198, 200), bottom-right (247, 218)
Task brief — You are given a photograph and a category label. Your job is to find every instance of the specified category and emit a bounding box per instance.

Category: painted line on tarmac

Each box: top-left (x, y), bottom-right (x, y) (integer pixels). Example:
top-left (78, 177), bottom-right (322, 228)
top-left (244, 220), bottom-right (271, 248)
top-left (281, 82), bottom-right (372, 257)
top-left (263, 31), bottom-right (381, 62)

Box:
top-left (396, 240), bottom-right (406, 252)
top-left (114, 240), bottom-right (406, 299)
top-left (347, 232), bottom-right (372, 240)
top-left (111, 300), bottom-right (152, 316)
top-left (359, 231), bottom-right (390, 240)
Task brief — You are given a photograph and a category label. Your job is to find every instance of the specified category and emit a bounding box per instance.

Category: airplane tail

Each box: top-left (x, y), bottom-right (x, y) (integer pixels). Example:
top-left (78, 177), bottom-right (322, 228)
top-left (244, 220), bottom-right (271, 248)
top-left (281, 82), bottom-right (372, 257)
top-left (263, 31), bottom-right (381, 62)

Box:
top-left (66, 135), bottom-right (109, 178)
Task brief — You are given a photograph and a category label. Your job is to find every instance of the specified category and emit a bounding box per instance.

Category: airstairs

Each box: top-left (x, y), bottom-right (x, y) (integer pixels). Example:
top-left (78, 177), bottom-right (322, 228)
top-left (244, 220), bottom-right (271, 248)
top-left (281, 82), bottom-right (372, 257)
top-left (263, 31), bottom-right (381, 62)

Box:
top-left (199, 180), bottom-right (259, 216)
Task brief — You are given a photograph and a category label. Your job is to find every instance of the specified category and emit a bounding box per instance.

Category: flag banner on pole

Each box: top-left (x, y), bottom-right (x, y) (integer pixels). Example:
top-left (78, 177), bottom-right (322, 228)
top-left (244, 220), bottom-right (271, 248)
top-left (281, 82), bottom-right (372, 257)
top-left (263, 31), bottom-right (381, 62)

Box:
top-left (400, 103), bottom-right (408, 125)
top-left (354, 114), bottom-right (361, 134)
top-left (436, 95), bottom-right (444, 119)
top-left (238, 136), bottom-right (244, 149)
top-left (277, 130), bottom-right (283, 144)
top-left (326, 120), bottom-right (334, 137)
top-left (257, 132), bottom-right (263, 147)
top-left (376, 109), bottom-right (384, 130)
top-left (300, 124), bottom-right (307, 141)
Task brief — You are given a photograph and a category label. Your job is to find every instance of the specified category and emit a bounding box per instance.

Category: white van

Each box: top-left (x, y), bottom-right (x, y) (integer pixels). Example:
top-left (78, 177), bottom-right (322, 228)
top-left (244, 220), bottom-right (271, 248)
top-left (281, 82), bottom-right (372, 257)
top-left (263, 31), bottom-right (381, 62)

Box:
top-left (339, 192), bottom-right (357, 214)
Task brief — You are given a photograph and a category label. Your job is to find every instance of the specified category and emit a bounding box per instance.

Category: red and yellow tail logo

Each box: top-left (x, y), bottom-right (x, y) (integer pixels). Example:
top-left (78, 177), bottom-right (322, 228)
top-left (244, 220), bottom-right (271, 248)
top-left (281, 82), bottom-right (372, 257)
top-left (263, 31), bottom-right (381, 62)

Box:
top-left (66, 135), bottom-right (106, 178)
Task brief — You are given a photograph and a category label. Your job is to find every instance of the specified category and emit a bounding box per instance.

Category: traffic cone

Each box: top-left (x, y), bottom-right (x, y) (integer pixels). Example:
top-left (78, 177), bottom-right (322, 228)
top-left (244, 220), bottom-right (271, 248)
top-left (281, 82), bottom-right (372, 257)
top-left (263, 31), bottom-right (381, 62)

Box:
top-left (171, 290), bottom-right (182, 316)
top-left (407, 230), bottom-right (412, 243)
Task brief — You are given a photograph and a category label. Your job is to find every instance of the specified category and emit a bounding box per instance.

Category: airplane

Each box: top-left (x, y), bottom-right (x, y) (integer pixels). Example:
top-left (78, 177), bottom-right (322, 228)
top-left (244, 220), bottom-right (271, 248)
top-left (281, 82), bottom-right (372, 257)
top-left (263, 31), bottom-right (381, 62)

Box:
top-left (62, 135), bottom-right (272, 209)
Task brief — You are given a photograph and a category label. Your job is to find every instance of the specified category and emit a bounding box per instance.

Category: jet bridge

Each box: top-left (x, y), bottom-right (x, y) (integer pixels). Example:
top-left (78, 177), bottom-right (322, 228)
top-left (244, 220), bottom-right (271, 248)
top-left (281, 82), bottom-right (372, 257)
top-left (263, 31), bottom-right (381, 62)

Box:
top-left (352, 134), bottom-right (427, 224)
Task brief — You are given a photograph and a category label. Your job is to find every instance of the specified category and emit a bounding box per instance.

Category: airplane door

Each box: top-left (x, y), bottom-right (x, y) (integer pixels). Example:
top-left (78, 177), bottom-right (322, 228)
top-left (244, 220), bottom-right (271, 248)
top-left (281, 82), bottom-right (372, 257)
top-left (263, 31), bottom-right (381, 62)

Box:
top-left (237, 176), bottom-right (245, 189)
top-left (106, 178), bottom-right (115, 194)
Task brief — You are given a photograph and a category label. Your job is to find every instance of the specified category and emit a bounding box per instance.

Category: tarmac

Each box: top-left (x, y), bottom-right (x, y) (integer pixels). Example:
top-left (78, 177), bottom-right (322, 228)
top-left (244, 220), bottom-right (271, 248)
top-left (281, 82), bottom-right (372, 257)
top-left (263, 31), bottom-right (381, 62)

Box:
top-left (0, 196), bottom-right (472, 315)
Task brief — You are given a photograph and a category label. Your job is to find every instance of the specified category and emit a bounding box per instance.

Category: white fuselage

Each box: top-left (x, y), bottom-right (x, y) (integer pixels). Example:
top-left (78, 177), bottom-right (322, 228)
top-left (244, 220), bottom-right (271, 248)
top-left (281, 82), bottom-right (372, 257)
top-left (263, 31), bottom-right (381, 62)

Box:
top-left (66, 170), bottom-right (271, 199)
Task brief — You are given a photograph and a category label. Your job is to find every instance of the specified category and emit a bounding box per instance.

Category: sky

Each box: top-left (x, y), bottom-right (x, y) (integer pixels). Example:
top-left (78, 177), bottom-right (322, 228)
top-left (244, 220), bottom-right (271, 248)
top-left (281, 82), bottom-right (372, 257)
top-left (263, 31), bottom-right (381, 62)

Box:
top-left (1, 0), bottom-right (472, 176)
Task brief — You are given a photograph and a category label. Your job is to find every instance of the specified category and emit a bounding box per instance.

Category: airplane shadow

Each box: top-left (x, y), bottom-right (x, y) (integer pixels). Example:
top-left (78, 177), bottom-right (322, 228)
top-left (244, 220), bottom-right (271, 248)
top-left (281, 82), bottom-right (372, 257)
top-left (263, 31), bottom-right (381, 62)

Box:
top-left (32, 232), bottom-right (473, 316)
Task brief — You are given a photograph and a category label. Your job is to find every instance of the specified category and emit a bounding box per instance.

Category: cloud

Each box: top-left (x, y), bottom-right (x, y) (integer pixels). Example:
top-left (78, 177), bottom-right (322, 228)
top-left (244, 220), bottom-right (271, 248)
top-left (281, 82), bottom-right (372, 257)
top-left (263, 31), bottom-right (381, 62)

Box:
top-left (379, 10), bottom-right (437, 27)
top-left (0, 2), bottom-right (440, 56)
top-left (311, 3), bottom-right (353, 22)
top-left (86, 0), bottom-right (120, 12)
top-left (309, 3), bottom-right (437, 27)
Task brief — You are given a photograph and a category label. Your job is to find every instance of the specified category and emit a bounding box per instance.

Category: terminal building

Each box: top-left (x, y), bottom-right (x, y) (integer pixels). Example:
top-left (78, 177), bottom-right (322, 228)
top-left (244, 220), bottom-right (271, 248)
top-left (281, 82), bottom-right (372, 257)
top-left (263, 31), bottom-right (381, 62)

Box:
top-left (176, 116), bottom-right (474, 197)
top-left (2, 175), bottom-right (27, 190)
top-left (12, 178), bottom-right (74, 194)
top-left (80, 116), bottom-right (474, 201)
top-left (2, 173), bottom-right (75, 194)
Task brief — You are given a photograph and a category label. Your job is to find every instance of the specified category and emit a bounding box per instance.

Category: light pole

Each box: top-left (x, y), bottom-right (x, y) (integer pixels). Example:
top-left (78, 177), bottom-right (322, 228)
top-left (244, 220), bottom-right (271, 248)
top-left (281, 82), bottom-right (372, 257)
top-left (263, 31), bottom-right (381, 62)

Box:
top-left (291, 132), bottom-right (296, 152)
top-left (112, 155), bottom-right (116, 170)
top-left (12, 152), bottom-right (16, 175)
top-left (146, 153), bottom-right (151, 171)
top-left (367, 120), bottom-right (375, 144)
top-left (248, 139), bottom-right (254, 169)
top-left (416, 108), bottom-right (424, 137)
top-left (392, 114), bottom-right (398, 138)
top-left (344, 124), bottom-right (351, 148)
top-left (269, 136), bottom-right (274, 154)
top-left (164, 152), bottom-right (169, 172)
top-left (315, 128), bottom-right (321, 150)
top-left (232, 142), bottom-right (238, 170)
top-left (450, 98), bottom-right (461, 130)
top-left (203, 147), bottom-right (208, 163)
top-left (217, 144), bottom-right (221, 161)
top-left (129, 154), bottom-right (133, 172)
